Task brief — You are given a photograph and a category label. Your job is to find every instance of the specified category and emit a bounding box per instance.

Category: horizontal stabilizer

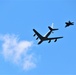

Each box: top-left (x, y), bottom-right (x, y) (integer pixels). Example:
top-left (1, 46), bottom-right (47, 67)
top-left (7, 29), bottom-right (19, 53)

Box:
top-left (48, 26), bottom-right (58, 31)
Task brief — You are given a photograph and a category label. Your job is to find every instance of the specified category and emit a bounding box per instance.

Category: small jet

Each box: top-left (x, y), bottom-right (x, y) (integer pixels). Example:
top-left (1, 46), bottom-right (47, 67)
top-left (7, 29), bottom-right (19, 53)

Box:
top-left (33, 28), bottom-right (63, 45)
top-left (65, 21), bottom-right (74, 28)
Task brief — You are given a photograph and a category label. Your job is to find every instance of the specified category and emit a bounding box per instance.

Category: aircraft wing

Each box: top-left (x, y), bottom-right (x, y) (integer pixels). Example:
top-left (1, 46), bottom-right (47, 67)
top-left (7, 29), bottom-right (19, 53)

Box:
top-left (46, 37), bottom-right (63, 40)
top-left (33, 29), bottom-right (43, 40)
top-left (46, 36), bottom-right (63, 42)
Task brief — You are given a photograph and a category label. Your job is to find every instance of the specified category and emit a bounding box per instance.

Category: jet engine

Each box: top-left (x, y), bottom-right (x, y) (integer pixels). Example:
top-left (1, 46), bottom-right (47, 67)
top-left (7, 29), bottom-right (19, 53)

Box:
top-left (54, 39), bottom-right (57, 42)
top-left (36, 37), bottom-right (38, 40)
top-left (33, 34), bottom-right (36, 36)
top-left (48, 40), bottom-right (51, 43)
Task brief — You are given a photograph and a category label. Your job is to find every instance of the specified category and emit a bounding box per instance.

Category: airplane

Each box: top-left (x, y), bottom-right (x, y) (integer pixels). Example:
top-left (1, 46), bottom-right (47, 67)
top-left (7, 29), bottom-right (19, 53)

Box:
top-left (65, 21), bottom-right (74, 28)
top-left (33, 28), bottom-right (63, 45)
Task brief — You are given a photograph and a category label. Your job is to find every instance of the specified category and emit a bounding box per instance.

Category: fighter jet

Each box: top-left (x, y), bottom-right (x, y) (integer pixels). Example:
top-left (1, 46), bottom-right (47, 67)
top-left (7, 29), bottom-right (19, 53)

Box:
top-left (65, 21), bottom-right (74, 28)
top-left (33, 27), bottom-right (63, 45)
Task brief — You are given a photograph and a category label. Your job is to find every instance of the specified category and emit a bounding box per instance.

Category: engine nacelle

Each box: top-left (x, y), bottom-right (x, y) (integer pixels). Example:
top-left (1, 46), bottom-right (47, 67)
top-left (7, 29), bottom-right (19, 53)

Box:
top-left (54, 39), bottom-right (57, 42)
top-left (33, 34), bottom-right (36, 36)
top-left (36, 37), bottom-right (38, 40)
top-left (48, 40), bottom-right (51, 43)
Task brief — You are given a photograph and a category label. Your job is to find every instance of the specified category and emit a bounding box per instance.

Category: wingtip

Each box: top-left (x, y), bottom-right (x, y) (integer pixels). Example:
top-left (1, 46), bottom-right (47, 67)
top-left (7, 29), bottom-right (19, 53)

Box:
top-left (65, 25), bottom-right (67, 28)
top-left (33, 29), bottom-right (35, 31)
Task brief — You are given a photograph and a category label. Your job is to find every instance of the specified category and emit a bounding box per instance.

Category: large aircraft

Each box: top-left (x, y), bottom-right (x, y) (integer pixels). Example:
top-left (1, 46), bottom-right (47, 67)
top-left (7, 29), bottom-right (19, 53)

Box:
top-left (33, 25), bottom-right (63, 44)
top-left (65, 21), bottom-right (74, 27)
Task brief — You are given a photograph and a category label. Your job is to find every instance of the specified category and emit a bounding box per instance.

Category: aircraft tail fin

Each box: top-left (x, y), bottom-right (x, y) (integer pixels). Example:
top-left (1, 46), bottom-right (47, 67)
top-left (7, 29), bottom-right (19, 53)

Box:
top-left (51, 23), bottom-right (54, 28)
top-left (72, 22), bottom-right (74, 25)
top-left (48, 23), bottom-right (58, 32)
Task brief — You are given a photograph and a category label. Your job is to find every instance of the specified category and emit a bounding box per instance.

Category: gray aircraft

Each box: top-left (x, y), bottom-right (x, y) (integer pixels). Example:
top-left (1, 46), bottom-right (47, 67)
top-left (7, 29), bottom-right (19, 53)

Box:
top-left (33, 25), bottom-right (63, 44)
top-left (65, 21), bottom-right (74, 27)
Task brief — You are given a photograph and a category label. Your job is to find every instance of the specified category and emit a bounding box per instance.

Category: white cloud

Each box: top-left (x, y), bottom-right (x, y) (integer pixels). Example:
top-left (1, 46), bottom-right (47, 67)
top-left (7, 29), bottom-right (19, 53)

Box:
top-left (0, 34), bottom-right (37, 71)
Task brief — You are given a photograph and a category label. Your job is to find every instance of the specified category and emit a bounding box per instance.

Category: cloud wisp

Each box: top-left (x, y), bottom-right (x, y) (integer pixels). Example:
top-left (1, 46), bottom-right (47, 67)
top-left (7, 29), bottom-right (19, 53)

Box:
top-left (0, 34), bottom-right (36, 71)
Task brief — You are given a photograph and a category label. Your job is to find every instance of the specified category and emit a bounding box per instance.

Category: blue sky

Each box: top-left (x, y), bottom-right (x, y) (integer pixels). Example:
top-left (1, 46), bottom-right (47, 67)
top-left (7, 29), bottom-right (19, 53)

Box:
top-left (0, 0), bottom-right (76, 75)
